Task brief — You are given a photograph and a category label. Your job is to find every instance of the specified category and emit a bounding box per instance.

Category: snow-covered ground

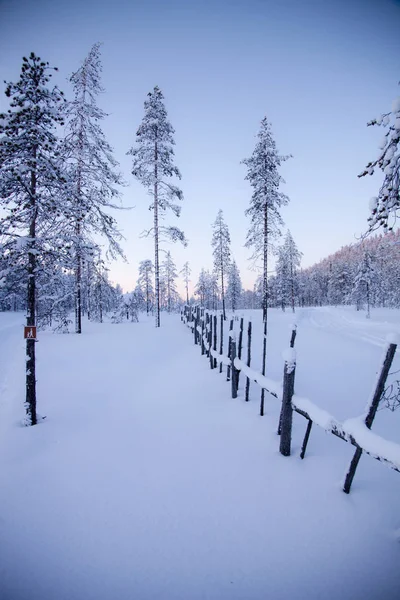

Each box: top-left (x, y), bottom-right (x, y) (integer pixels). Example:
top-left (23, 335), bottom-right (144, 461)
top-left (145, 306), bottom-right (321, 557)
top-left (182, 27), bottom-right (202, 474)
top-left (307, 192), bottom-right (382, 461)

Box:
top-left (0, 307), bottom-right (400, 600)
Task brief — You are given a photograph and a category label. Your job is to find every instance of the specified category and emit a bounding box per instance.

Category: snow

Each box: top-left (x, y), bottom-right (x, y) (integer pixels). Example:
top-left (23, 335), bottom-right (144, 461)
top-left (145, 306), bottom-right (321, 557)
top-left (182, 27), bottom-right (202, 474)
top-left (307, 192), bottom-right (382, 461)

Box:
top-left (386, 332), bottom-right (400, 345)
top-left (391, 96), bottom-right (400, 113)
top-left (0, 308), bottom-right (400, 600)
top-left (343, 417), bottom-right (400, 470)
top-left (369, 196), bottom-right (378, 211)
top-left (282, 346), bottom-right (296, 367)
top-left (292, 395), bottom-right (340, 431)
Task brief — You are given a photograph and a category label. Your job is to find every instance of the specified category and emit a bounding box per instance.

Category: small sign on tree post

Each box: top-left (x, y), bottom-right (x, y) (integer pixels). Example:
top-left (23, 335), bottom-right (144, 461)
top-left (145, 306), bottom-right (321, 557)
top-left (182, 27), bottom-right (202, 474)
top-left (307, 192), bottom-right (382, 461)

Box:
top-left (24, 326), bottom-right (37, 340)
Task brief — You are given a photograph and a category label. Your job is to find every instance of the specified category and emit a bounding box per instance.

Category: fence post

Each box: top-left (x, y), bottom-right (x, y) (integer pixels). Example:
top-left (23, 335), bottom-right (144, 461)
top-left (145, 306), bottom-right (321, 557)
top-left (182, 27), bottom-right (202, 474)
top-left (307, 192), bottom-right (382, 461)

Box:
top-left (219, 313), bottom-right (224, 374)
top-left (236, 316), bottom-right (244, 392)
top-left (260, 319), bottom-right (267, 416)
top-left (279, 350), bottom-right (296, 457)
top-left (205, 312), bottom-right (210, 357)
top-left (194, 308), bottom-right (199, 345)
top-left (300, 420), bottom-right (313, 459)
top-left (231, 334), bottom-right (238, 399)
top-left (245, 319), bottom-right (252, 402)
top-left (278, 325), bottom-right (298, 434)
top-left (213, 314), bottom-right (217, 369)
top-left (343, 340), bottom-right (397, 494)
top-left (226, 318), bottom-right (234, 381)
top-left (201, 314), bottom-right (205, 355)
top-left (209, 314), bottom-right (214, 369)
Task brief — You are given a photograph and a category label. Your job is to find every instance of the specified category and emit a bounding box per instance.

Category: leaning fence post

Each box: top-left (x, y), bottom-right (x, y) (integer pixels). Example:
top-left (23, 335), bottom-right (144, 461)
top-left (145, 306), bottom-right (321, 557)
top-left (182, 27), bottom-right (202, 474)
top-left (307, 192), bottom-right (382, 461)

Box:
top-left (226, 318), bottom-right (234, 381)
top-left (245, 319), bottom-right (252, 402)
top-left (343, 338), bottom-right (398, 494)
top-left (300, 420), bottom-right (313, 459)
top-left (279, 349), bottom-right (296, 457)
top-left (219, 313), bottom-right (224, 374)
top-left (231, 334), bottom-right (238, 399)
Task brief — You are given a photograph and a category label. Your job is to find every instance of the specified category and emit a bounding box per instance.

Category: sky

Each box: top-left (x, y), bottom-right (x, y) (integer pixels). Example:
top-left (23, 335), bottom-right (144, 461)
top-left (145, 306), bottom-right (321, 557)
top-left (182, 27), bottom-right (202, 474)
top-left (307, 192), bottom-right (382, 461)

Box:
top-left (1, 0), bottom-right (400, 296)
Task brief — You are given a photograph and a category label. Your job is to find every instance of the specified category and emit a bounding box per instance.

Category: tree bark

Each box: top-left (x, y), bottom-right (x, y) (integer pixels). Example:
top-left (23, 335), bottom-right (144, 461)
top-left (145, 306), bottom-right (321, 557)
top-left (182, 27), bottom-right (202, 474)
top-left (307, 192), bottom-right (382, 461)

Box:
top-left (154, 134), bottom-right (160, 327)
top-left (26, 146), bottom-right (37, 425)
top-left (260, 204), bottom-right (268, 415)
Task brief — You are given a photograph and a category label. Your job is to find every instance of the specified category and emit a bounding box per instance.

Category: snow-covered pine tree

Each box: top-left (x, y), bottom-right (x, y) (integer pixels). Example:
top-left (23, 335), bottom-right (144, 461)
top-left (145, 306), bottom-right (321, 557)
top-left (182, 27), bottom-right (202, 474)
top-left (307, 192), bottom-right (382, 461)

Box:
top-left (211, 209), bottom-right (231, 319)
top-left (137, 259), bottom-right (154, 315)
top-left (226, 260), bottom-right (242, 311)
top-left (0, 53), bottom-right (67, 425)
top-left (351, 250), bottom-right (376, 318)
top-left (276, 231), bottom-right (301, 312)
top-left (180, 261), bottom-right (191, 305)
top-left (242, 117), bottom-right (290, 415)
top-left (242, 118), bottom-right (290, 321)
top-left (128, 86), bottom-right (186, 327)
top-left (327, 261), bottom-right (352, 306)
top-left (161, 251), bottom-right (178, 313)
top-left (359, 87), bottom-right (400, 232)
top-left (63, 43), bottom-right (124, 334)
top-left (195, 269), bottom-right (218, 309)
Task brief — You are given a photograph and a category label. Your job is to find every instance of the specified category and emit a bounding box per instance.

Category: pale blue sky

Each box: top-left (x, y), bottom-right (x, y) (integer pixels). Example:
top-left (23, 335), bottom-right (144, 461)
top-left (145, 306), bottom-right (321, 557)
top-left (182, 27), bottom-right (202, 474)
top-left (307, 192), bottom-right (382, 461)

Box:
top-left (1, 0), bottom-right (400, 294)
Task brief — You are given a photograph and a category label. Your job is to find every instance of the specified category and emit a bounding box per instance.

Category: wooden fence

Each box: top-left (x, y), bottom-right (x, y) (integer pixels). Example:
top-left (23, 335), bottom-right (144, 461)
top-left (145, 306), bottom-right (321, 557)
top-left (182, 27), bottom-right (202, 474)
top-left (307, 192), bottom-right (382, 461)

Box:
top-left (181, 305), bottom-right (400, 494)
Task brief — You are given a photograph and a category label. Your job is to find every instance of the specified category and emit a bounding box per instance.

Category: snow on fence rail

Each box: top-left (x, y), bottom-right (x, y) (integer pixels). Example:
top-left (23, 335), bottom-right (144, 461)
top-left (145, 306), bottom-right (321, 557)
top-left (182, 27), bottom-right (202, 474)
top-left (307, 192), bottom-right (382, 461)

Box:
top-left (181, 305), bottom-right (400, 493)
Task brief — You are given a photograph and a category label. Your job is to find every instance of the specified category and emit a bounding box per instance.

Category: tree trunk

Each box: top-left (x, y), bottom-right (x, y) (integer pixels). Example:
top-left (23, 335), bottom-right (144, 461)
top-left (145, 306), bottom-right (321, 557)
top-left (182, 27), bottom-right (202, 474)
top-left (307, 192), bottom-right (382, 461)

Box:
top-left (26, 149), bottom-right (37, 426)
top-left (154, 136), bottom-right (160, 327)
top-left (260, 204), bottom-right (268, 415)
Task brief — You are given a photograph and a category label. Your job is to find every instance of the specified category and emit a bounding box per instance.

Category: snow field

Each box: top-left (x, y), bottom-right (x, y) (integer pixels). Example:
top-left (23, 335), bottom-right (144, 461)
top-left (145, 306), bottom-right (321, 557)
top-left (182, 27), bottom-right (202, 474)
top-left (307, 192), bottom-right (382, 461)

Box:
top-left (0, 308), bottom-right (399, 599)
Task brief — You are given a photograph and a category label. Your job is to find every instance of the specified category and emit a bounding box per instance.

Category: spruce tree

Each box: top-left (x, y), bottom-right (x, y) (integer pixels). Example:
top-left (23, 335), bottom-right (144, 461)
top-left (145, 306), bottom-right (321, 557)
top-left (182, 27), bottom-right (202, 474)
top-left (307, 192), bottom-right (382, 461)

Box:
top-left (180, 261), bottom-right (191, 305)
top-left (63, 43), bottom-right (124, 334)
top-left (226, 260), bottom-right (242, 311)
top-left (161, 251), bottom-right (178, 313)
top-left (137, 259), bottom-right (154, 315)
top-left (242, 117), bottom-right (290, 415)
top-left (128, 86), bottom-right (185, 327)
top-left (0, 53), bottom-right (67, 425)
top-left (351, 251), bottom-right (376, 318)
top-left (211, 209), bottom-right (231, 320)
top-left (276, 231), bottom-right (301, 312)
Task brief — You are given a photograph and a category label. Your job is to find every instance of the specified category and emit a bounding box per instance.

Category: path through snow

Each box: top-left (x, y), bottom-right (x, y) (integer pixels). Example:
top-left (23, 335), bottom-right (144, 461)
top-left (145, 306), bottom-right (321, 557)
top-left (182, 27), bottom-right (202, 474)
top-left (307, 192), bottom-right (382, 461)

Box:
top-left (0, 312), bottom-right (399, 599)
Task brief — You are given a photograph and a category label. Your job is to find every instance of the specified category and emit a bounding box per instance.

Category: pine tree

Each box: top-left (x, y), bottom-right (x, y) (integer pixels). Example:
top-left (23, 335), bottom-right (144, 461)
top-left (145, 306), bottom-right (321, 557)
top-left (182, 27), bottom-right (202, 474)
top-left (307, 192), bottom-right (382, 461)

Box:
top-left (226, 260), bottom-right (242, 311)
top-left (0, 53), bottom-right (67, 425)
top-left (195, 269), bottom-right (218, 309)
top-left (211, 209), bottom-right (231, 319)
top-left (359, 88), bottom-right (400, 232)
top-left (161, 251), bottom-right (178, 313)
top-left (180, 261), bottom-right (191, 305)
top-left (351, 251), bottom-right (376, 318)
top-left (276, 231), bottom-right (301, 312)
top-left (128, 86), bottom-right (185, 327)
top-left (63, 43), bottom-right (124, 334)
top-left (242, 117), bottom-right (290, 415)
top-left (137, 259), bottom-right (154, 315)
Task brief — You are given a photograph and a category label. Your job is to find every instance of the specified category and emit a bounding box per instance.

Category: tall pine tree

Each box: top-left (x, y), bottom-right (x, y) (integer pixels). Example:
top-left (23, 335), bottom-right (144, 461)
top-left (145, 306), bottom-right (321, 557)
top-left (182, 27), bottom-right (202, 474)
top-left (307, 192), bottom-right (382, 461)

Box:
top-left (63, 43), bottom-right (124, 334)
top-left (137, 259), bottom-right (154, 315)
top-left (128, 86), bottom-right (185, 327)
top-left (211, 209), bottom-right (231, 320)
top-left (0, 53), bottom-right (66, 424)
top-left (242, 117), bottom-right (290, 415)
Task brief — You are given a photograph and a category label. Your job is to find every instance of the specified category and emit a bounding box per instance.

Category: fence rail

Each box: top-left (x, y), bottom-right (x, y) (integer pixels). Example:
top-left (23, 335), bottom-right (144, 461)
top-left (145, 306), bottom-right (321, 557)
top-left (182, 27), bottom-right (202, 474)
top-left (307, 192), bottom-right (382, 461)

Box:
top-left (181, 305), bottom-right (400, 494)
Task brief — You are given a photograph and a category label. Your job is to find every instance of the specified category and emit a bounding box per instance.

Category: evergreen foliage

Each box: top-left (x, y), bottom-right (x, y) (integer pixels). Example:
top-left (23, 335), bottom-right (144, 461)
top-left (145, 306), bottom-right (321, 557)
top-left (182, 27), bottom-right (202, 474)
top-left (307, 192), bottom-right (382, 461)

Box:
top-left (128, 86), bottom-right (185, 327)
